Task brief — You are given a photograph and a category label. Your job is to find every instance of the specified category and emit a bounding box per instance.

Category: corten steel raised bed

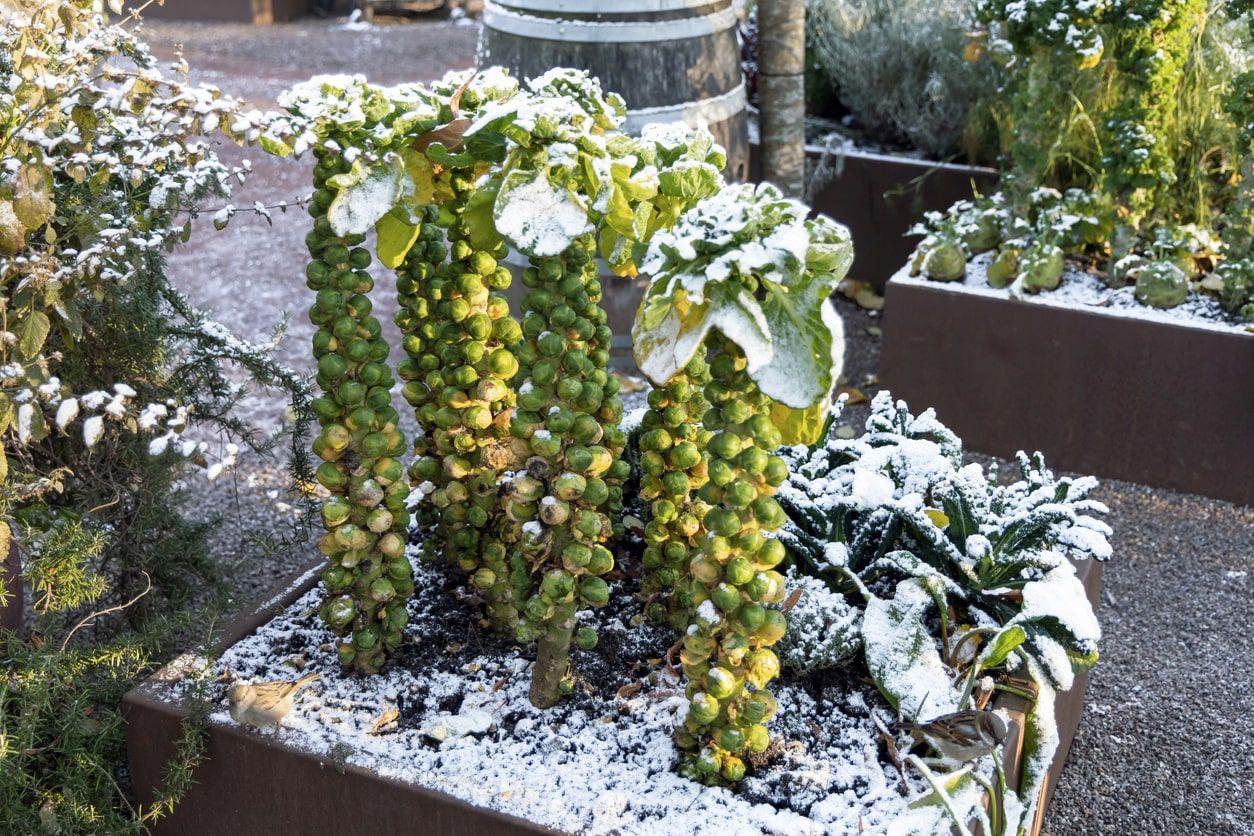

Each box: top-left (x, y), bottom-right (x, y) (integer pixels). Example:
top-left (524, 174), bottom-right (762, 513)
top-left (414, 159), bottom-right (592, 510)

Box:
top-left (749, 140), bottom-right (998, 293)
top-left (124, 557), bottom-right (1101, 835)
top-left (1, 543), bottom-right (21, 633)
top-left (881, 270), bottom-right (1254, 507)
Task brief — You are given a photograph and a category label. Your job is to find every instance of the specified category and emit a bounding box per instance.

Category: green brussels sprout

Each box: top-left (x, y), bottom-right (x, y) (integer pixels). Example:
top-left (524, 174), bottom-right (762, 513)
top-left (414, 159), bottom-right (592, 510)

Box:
top-left (921, 237), bottom-right (966, 281)
top-left (986, 247), bottom-right (1020, 289)
top-left (574, 626), bottom-right (599, 650)
top-left (1017, 243), bottom-right (1065, 293)
top-left (1134, 260), bottom-right (1188, 309)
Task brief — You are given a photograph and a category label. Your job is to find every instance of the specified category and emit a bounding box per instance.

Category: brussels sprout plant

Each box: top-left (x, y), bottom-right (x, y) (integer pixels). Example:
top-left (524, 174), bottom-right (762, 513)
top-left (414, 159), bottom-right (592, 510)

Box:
top-left (304, 145), bottom-right (413, 674)
top-left (632, 182), bottom-right (854, 783)
top-left (909, 1), bottom-right (1254, 319)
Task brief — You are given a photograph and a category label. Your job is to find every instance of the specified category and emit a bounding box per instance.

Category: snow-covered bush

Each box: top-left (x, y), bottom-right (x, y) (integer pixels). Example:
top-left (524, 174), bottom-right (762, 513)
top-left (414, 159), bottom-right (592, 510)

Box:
top-left (1, 3), bottom-right (308, 829)
top-left (806, 0), bottom-right (1000, 160)
top-left (776, 391), bottom-right (1111, 829)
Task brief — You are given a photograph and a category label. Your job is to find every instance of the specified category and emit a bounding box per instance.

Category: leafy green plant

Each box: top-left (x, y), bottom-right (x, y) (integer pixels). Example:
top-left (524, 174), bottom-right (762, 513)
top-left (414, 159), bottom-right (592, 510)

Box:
top-left (632, 182), bottom-right (854, 784)
top-left (2, 1), bottom-right (310, 828)
top-left (777, 391), bottom-right (1110, 831)
top-left (807, 0), bottom-right (1001, 161)
top-left (910, 0), bottom-right (1254, 316)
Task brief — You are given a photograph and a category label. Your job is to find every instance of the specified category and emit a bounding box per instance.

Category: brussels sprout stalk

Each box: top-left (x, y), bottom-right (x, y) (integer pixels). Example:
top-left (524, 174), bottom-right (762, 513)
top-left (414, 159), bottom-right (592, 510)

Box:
top-left (397, 180), bottom-right (524, 634)
top-left (306, 146), bottom-right (412, 674)
top-left (676, 337), bottom-right (789, 784)
top-left (509, 239), bottom-right (627, 708)
top-left (639, 362), bottom-right (713, 629)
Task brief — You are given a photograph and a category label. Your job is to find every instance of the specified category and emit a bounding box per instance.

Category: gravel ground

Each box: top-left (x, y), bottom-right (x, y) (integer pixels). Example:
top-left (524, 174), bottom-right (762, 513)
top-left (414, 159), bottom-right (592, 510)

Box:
top-left (145, 17), bottom-right (1254, 835)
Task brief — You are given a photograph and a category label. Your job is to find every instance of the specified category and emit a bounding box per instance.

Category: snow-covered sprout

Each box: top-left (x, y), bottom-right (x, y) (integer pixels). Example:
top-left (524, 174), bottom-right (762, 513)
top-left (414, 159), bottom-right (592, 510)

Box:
top-left (777, 391), bottom-right (1111, 829)
top-left (632, 182), bottom-right (855, 785)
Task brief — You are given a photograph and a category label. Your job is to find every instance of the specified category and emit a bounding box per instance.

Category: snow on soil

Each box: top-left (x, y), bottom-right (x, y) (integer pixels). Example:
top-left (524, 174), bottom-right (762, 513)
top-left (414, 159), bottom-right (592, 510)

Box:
top-left (896, 251), bottom-right (1251, 335)
top-left (158, 556), bottom-right (927, 835)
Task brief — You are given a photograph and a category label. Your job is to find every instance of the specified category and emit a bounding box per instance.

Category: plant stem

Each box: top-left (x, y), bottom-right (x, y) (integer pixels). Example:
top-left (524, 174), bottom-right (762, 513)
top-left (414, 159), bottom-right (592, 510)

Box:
top-left (529, 604), bottom-right (575, 708)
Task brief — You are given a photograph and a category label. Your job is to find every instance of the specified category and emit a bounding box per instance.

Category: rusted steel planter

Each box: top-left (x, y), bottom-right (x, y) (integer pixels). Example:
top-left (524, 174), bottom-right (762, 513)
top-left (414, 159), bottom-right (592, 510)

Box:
top-left (124, 554), bottom-right (1099, 834)
top-left (749, 140), bottom-right (997, 292)
top-left (1, 543), bottom-right (21, 633)
top-left (881, 270), bottom-right (1254, 506)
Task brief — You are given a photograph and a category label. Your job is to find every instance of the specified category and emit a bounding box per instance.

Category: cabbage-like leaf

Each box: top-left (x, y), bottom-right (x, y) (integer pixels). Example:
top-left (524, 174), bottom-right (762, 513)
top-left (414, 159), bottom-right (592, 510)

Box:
top-left (493, 168), bottom-right (591, 257)
top-left (862, 578), bottom-right (958, 719)
top-left (375, 207), bottom-right (421, 269)
top-left (633, 283), bottom-right (771, 386)
top-left (327, 156), bottom-right (408, 236)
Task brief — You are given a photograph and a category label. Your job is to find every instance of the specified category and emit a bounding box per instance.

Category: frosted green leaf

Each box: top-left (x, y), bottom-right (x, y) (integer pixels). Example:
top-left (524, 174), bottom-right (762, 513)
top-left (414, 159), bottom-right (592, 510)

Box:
top-left (327, 156), bottom-right (407, 236)
top-left (862, 578), bottom-right (958, 719)
top-left (17, 310), bottom-right (51, 360)
top-left (493, 168), bottom-right (591, 257)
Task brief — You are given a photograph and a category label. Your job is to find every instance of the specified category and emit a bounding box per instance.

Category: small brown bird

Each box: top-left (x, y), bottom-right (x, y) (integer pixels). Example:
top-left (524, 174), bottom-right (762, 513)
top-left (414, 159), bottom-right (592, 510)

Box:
top-left (896, 709), bottom-right (1009, 761)
top-left (227, 672), bottom-right (320, 733)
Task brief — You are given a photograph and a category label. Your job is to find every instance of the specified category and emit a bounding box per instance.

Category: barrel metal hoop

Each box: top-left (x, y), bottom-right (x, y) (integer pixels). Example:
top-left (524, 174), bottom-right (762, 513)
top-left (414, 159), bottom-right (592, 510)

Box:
top-left (492, 0), bottom-right (722, 12)
top-left (482, 0), bottom-right (737, 42)
top-left (622, 83), bottom-right (746, 133)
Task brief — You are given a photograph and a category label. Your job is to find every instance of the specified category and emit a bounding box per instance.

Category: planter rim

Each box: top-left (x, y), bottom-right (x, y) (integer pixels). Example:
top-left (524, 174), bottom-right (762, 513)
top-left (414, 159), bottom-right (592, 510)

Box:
top-left (126, 555), bottom-right (1098, 835)
top-left (890, 264), bottom-right (1251, 338)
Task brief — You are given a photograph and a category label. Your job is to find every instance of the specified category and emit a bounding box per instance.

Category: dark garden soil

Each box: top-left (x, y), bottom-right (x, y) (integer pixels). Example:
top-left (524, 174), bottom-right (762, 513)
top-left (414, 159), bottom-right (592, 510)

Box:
top-left (143, 17), bottom-right (1254, 835)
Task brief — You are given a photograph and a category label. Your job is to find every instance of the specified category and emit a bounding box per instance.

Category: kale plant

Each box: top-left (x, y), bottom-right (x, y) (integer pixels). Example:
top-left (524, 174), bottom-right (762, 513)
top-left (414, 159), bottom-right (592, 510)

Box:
top-left (777, 391), bottom-right (1111, 831)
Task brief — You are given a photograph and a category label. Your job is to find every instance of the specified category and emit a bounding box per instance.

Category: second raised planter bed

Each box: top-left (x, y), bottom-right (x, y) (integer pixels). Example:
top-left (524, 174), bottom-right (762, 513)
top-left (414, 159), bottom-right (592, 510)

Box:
top-left (882, 267), bottom-right (1254, 506)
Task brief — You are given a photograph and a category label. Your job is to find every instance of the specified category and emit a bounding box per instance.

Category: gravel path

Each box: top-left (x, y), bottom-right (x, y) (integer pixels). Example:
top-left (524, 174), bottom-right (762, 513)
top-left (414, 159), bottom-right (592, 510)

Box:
top-left (146, 17), bottom-right (1254, 835)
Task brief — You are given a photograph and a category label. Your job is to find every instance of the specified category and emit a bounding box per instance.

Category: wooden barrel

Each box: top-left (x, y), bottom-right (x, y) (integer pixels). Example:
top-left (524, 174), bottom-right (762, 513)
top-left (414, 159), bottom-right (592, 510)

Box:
top-left (479, 0), bottom-right (750, 182)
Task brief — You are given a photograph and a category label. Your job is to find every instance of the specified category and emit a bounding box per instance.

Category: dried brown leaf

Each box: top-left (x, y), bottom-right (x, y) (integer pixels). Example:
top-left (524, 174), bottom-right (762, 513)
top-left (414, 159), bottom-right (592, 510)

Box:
top-left (836, 386), bottom-right (868, 405)
top-left (367, 705), bottom-right (399, 735)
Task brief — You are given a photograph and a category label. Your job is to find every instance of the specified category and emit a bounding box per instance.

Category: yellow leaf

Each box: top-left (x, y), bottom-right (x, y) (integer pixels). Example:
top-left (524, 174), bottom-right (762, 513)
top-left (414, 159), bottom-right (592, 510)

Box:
top-left (924, 508), bottom-right (950, 528)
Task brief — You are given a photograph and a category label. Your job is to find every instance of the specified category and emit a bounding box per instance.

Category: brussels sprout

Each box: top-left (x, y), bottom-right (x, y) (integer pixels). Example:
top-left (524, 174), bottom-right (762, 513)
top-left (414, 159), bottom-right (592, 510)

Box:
top-left (305, 145), bottom-right (411, 674)
top-left (985, 247), bottom-right (1019, 289)
top-left (1017, 243), bottom-right (1065, 293)
top-left (1134, 260), bottom-right (1189, 309)
top-left (917, 235), bottom-right (966, 282)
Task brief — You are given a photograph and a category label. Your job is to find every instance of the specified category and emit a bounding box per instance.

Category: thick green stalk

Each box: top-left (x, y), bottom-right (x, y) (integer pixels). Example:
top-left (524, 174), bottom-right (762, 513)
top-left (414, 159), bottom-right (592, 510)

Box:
top-left (505, 236), bottom-right (629, 708)
top-left (306, 146), bottom-right (412, 674)
top-left (676, 337), bottom-right (791, 784)
top-left (397, 181), bottom-right (524, 633)
top-left (638, 362), bottom-right (712, 630)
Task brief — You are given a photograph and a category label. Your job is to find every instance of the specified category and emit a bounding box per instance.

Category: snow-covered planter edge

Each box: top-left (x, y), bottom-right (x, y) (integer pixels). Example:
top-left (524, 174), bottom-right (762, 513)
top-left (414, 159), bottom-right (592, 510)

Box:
top-left (882, 263), bottom-right (1254, 506)
top-left (121, 555), bottom-right (1100, 836)
top-left (747, 133), bottom-right (998, 292)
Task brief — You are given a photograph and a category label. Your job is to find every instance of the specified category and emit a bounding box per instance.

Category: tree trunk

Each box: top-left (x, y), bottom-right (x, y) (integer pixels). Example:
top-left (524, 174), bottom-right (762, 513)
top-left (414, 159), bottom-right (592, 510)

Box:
top-left (528, 604), bottom-right (576, 708)
top-left (758, 0), bottom-right (807, 198)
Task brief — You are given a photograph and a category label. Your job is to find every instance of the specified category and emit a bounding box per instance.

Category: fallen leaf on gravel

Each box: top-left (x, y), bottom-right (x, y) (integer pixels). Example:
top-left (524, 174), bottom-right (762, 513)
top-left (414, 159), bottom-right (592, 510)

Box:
top-left (835, 425), bottom-right (856, 439)
top-left (367, 705), bottom-right (399, 735)
top-left (837, 386), bottom-right (868, 405)
top-left (837, 279), bottom-right (885, 311)
top-left (616, 682), bottom-right (643, 701)
top-left (866, 325), bottom-right (882, 337)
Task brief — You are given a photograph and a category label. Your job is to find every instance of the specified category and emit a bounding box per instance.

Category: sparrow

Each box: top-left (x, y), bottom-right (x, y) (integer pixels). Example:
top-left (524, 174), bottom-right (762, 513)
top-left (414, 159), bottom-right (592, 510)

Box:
top-left (895, 709), bottom-right (1009, 762)
top-left (227, 672), bottom-right (320, 733)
